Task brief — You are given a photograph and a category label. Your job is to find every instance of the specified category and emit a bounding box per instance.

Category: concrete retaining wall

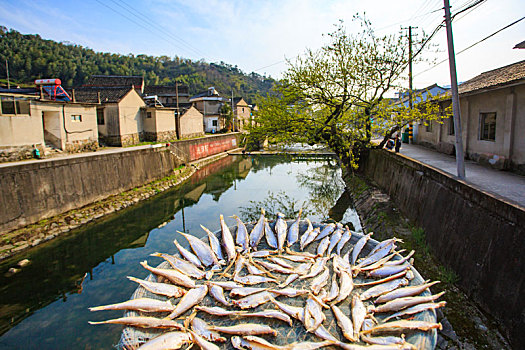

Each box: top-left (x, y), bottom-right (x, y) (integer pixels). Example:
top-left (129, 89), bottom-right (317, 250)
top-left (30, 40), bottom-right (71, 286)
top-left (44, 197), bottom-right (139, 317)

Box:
top-left (360, 149), bottom-right (524, 349)
top-left (0, 133), bottom-right (241, 234)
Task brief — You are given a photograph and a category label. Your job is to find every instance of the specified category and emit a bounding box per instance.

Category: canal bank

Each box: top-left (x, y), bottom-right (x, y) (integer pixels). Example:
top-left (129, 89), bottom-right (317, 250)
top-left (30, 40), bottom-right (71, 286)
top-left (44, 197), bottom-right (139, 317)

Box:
top-left (351, 148), bottom-right (520, 349)
top-left (0, 133), bottom-right (243, 261)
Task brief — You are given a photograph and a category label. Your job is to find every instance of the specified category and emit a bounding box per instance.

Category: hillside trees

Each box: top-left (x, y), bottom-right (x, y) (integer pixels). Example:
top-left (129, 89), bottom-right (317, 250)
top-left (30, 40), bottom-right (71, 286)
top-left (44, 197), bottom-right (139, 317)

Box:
top-left (250, 18), bottom-right (444, 168)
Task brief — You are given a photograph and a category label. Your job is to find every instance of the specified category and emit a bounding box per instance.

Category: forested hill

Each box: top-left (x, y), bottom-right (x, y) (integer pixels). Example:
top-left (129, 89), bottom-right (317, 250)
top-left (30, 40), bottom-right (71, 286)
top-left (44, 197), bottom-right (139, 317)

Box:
top-left (0, 27), bottom-right (276, 104)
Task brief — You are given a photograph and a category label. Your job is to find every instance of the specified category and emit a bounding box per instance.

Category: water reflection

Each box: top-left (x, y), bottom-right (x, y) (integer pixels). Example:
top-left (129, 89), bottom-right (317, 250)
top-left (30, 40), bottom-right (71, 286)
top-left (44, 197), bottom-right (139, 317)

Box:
top-left (0, 155), bottom-right (359, 349)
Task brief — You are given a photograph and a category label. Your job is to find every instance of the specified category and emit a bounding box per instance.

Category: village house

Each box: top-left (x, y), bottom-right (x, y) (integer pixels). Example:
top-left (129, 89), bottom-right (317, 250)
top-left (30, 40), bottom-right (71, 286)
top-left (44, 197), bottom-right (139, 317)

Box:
top-left (83, 75), bottom-right (145, 94)
top-left (143, 85), bottom-right (190, 107)
top-left (417, 60), bottom-right (525, 174)
top-left (0, 89), bottom-right (98, 162)
top-left (142, 103), bottom-right (204, 141)
top-left (189, 87), bottom-right (230, 133)
top-left (232, 97), bottom-right (251, 132)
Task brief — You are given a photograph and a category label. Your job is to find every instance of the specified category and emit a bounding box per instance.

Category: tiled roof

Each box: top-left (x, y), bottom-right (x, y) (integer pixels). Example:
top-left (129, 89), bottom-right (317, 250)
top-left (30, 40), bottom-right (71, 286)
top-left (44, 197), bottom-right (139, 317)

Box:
top-left (190, 87), bottom-right (222, 100)
top-left (233, 97), bottom-right (249, 106)
top-left (84, 75), bottom-right (143, 88)
top-left (144, 85), bottom-right (189, 96)
top-left (458, 60), bottom-right (525, 95)
top-left (70, 87), bottom-right (134, 103)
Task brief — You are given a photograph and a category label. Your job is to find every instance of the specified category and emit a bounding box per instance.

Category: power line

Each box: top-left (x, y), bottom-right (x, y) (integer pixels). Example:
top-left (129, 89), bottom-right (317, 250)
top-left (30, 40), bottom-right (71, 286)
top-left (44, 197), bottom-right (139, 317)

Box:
top-left (414, 16), bottom-right (525, 77)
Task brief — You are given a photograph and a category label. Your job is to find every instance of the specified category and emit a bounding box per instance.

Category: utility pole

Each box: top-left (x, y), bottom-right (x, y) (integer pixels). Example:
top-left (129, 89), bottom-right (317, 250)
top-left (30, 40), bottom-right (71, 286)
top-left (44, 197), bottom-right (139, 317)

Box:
top-left (444, 0), bottom-right (466, 179)
top-left (231, 88), bottom-right (235, 132)
top-left (175, 82), bottom-right (181, 140)
top-left (5, 59), bottom-right (10, 89)
top-left (402, 26), bottom-right (417, 144)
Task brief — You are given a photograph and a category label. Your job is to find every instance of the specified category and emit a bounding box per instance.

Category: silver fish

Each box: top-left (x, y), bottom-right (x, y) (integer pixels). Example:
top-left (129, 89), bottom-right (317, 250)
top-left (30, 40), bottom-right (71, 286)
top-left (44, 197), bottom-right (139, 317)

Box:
top-left (250, 250), bottom-right (274, 258)
top-left (326, 226), bottom-right (343, 256)
top-left (195, 305), bottom-right (241, 316)
top-left (351, 232), bottom-right (373, 265)
top-left (267, 256), bottom-right (294, 269)
top-left (360, 320), bottom-right (442, 334)
top-left (279, 273), bottom-right (299, 288)
top-left (301, 257), bottom-right (329, 279)
top-left (323, 273), bottom-right (339, 303)
top-left (234, 274), bottom-right (278, 285)
top-left (191, 317), bottom-right (226, 343)
top-left (256, 260), bottom-right (295, 274)
top-left (361, 335), bottom-right (410, 346)
top-left (208, 282), bottom-right (231, 306)
top-left (234, 254), bottom-right (246, 277)
top-left (127, 276), bottom-right (186, 298)
top-left (336, 229), bottom-right (352, 255)
top-left (249, 209), bottom-right (266, 249)
top-left (333, 254), bottom-right (351, 273)
top-left (383, 250), bottom-right (415, 266)
top-left (173, 239), bottom-right (203, 268)
top-left (220, 214), bottom-right (236, 261)
top-left (189, 329), bottom-right (221, 350)
top-left (178, 231), bottom-right (219, 267)
top-left (299, 218), bottom-right (315, 250)
top-left (356, 240), bottom-right (396, 269)
top-left (167, 284), bottom-right (208, 319)
top-left (232, 291), bottom-right (274, 309)
top-left (232, 215), bottom-right (249, 252)
top-left (246, 262), bottom-right (268, 276)
top-left (331, 304), bottom-right (356, 342)
top-left (333, 269), bottom-right (353, 304)
top-left (137, 331), bottom-right (191, 350)
top-left (375, 280), bottom-right (441, 303)
top-left (370, 291), bottom-right (445, 313)
top-left (270, 297), bottom-right (305, 321)
top-left (383, 301), bottom-right (447, 322)
top-left (208, 281), bottom-right (242, 290)
top-left (315, 223), bottom-right (335, 241)
top-left (368, 238), bottom-right (402, 257)
top-left (360, 278), bottom-right (409, 301)
top-left (311, 267), bottom-right (330, 295)
top-left (354, 270), bottom-right (409, 287)
top-left (305, 296), bottom-right (325, 331)
top-left (317, 236), bottom-right (330, 256)
top-left (150, 252), bottom-right (206, 279)
top-left (242, 310), bottom-right (293, 326)
top-left (140, 261), bottom-right (196, 288)
top-left (275, 212), bottom-right (288, 252)
top-left (313, 325), bottom-right (339, 342)
top-left (277, 254), bottom-right (313, 263)
top-left (269, 288), bottom-right (309, 297)
top-left (208, 324), bottom-right (277, 336)
top-left (301, 226), bottom-right (320, 250)
top-left (264, 218), bottom-right (279, 249)
top-left (89, 316), bottom-right (183, 329)
top-left (351, 294), bottom-right (367, 340)
top-left (354, 250), bottom-right (403, 274)
top-left (368, 263), bottom-right (411, 278)
top-left (201, 224), bottom-right (224, 261)
top-left (287, 209), bottom-right (302, 247)
top-left (230, 286), bottom-right (270, 298)
top-left (89, 297), bottom-right (174, 313)
top-left (233, 336), bottom-right (281, 350)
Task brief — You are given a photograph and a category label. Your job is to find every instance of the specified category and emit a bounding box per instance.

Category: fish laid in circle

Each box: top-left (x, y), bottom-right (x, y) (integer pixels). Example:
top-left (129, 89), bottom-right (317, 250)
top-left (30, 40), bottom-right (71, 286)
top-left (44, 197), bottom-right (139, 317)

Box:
top-left (331, 304), bottom-right (356, 342)
top-left (150, 252), bottom-right (206, 279)
top-left (173, 239), bottom-right (203, 268)
top-left (127, 276), bottom-right (186, 298)
top-left (351, 232), bottom-right (373, 265)
top-left (137, 331), bottom-right (191, 350)
top-left (232, 215), bottom-right (249, 252)
top-left (360, 278), bottom-right (409, 301)
top-left (89, 316), bottom-right (184, 329)
top-left (375, 280), bottom-right (441, 304)
top-left (249, 209), bottom-right (266, 250)
top-left (264, 218), bottom-right (279, 249)
top-left (360, 320), bottom-right (442, 335)
top-left (326, 224), bottom-right (343, 256)
top-left (208, 324), bottom-right (278, 336)
top-left (208, 282), bottom-right (231, 306)
top-left (140, 261), bottom-right (196, 288)
top-left (89, 297), bottom-right (174, 313)
top-left (336, 228), bottom-right (352, 255)
top-left (370, 291), bottom-right (445, 313)
top-left (275, 212), bottom-right (288, 253)
top-left (191, 317), bottom-right (226, 343)
top-left (220, 214), bottom-right (237, 261)
top-left (167, 284), bottom-right (208, 319)
top-left (315, 223), bottom-right (335, 242)
top-left (201, 224), bottom-right (225, 261)
top-left (178, 231), bottom-right (220, 267)
top-left (383, 301), bottom-right (447, 322)
top-left (287, 209), bottom-right (303, 247)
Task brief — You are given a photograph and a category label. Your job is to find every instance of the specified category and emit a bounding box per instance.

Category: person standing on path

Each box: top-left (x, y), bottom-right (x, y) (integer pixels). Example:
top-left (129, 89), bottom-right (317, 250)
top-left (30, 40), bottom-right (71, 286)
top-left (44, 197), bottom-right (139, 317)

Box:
top-left (394, 134), bottom-right (402, 153)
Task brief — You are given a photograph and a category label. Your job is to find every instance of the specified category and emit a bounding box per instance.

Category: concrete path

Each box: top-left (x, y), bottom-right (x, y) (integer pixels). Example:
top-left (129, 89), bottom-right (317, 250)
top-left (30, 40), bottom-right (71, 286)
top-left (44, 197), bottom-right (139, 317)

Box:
top-left (397, 143), bottom-right (525, 208)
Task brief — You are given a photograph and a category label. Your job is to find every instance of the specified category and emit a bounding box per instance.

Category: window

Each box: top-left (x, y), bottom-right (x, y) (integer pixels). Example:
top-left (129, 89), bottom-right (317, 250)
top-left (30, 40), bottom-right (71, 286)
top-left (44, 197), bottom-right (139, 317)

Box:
top-left (448, 118), bottom-right (455, 135)
top-left (146, 112), bottom-right (152, 119)
top-left (1, 96), bottom-right (15, 114)
top-left (212, 119), bottom-right (218, 127)
top-left (242, 107), bottom-right (244, 113)
top-left (15, 99), bottom-right (30, 114)
top-left (71, 115), bottom-right (82, 122)
top-left (97, 108), bottom-right (104, 125)
top-left (425, 119), bottom-right (432, 132)
top-left (480, 112), bottom-right (496, 141)
top-left (1, 97), bottom-right (31, 115)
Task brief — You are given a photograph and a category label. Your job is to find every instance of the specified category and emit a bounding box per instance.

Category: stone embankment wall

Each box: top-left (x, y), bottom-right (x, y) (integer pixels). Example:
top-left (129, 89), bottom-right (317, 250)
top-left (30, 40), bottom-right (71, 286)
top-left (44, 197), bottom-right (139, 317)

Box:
top-left (0, 133), bottom-right (241, 234)
top-left (360, 148), bottom-right (524, 349)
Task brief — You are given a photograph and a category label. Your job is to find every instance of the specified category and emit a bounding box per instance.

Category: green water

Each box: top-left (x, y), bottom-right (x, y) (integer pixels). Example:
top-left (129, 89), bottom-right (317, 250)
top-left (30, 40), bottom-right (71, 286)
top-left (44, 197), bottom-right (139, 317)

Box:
top-left (0, 155), bottom-right (361, 349)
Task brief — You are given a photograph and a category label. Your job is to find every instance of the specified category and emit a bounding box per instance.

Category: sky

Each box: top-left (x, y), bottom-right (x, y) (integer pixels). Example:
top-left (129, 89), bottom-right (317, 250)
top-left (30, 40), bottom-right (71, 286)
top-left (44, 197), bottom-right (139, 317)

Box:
top-left (0, 0), bottom-right (523, 91)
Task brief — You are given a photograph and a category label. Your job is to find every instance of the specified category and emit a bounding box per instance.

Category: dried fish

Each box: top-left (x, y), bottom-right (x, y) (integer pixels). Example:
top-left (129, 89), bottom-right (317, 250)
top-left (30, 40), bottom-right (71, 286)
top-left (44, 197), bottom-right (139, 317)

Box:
top-left (351, 232), bottom-right (373, 265)
top-left (208, 282), bottom-right (231, 306)
top-left (279, 273), bottom-right (299, 288)
top-left (360, 278), bottom-right (409, 301)
top-left (351, 294), bottom-right (366, 340)
top-left (299, 218), bottom-right (315, 249)
top-left (242, 310), bottom-right (293, 326)
top-left (189, 329), bottom-right (221, 350)
top-left (278, 254), bottom-right (313, 263)
top-left (167, 284), bottom-right (208, 319)
top-left (127, 276), bottom-right (186, 298)
top-left (354, 270), bottom-right (408, 287)
top-left (195, 305), bottom-right (242, 316)
top-left (140, 261), bottom-right (196, 288)
top-left (230, 286), bottom-right (269, 298)
top-left (220, 214), bottom-right (237, 261)
top-left (201, 224), bottom-right (225, 261)
top-left (270, 297), bottom-right (305, 321)
top-left (275, 212), bottom-right (288, 252)
top-left (361, 335), bottom-right (407, 346)
top-left (173, 239), bottom-right (203, 268)
top-left (268, 256), bottom-right (295, 269)
top-left (191, 317), bottom-right (226, 343)
top-left (332, 269), bottom-right (353, 304)
top-left (326, 224), bottom-right (343, 256)
top-left (383, 301), bottom-right (447, 322)
top-left (234, 274), bottom-right (278, 285)
top-left (178, 231), bottom-right (220, 267)
top-left (370, 291), bottom-right (445, 313)
top-left (336, 229), bottom-right (352, 255)
top-left (317, 236), bottom-right (330, 256)
top-left (232, 291), bottom-right (274, 309)
top-left (368, 263), bottom-right (411, 278)
top-left (301, 257), bottom-right (329, 279)
top-left (269, 288), bottom-right (309, 297)
top-left (315, 223), bottom-right (335, 241)
top-left (265, 218), bottom-right (279, 249)
top-left (137, 331), bottom-right (191, 350)
top-left (89, 316), bottom-right (184, 329)
top-left (89, 297), bottom-right (174, 313)
top-left (323, 273), bottom-right (339, 303)
top-left (250, 209), bottom-right (267, 249)
top-left (301, 226), bottom-right (320, 250)
top-left (208, 281), bottom-right (242, 290)
top-left (257, 260), bottom-right (296, 274)
top-left (357, 241), bottom-right (397, 269)
top-left (311, 267), bottom-right (330, 295)
top-left (313, 324), bottom-right (339, 342)
top-left (331, 304), bottom-right (356, 342)
top-left (250, 250), bottom-right (274, 258)
top-left (234, 254), bottom-right (247, 277)
top-left (208, 324), bottom-right (278, 336)
top-left (305, 296), bottom-right (325, 332)
top-left (360, 320), bottom-right (442, 334)
top-left (383, 251), bottom-right (415, 266)
top-left (287, 209), bottom-right (302, 247)
top-left (375, 281), bottom-right (441, 304)
top-left (232, 215), bottom-right (249, 252)
top-left (150, 252), bottom-right (206, 279)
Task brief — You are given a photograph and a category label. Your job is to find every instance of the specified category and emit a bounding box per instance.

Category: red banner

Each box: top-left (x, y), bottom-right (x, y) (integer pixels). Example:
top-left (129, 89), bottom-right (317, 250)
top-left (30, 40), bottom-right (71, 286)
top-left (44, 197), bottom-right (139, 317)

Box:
top-left (189, 137), bottom-right (237, 161)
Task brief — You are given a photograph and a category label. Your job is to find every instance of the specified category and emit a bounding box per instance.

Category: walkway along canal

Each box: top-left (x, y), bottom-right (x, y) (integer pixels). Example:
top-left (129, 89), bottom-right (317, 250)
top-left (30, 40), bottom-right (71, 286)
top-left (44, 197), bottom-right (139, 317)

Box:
top-left (0, 154), bottom-right (360, 349)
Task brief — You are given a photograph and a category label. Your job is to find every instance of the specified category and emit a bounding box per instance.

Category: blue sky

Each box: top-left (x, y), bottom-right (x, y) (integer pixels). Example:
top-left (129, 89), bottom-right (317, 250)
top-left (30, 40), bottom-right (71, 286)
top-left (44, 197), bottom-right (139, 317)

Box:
top-left (0, 0), bottom-right (524, 89)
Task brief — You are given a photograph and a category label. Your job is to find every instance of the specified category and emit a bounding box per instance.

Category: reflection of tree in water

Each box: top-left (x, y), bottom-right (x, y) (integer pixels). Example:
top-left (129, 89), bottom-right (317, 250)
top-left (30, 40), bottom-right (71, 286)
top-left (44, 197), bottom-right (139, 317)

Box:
top-left (239, 191), bottom-right (311, 222)
top-left (297, 161), bottom-right (345, 220)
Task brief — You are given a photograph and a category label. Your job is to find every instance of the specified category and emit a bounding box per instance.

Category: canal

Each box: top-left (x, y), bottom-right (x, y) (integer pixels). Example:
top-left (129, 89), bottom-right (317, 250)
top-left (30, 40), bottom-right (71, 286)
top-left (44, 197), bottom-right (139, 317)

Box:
top-left (0, 154), bottom-right (361, 349)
